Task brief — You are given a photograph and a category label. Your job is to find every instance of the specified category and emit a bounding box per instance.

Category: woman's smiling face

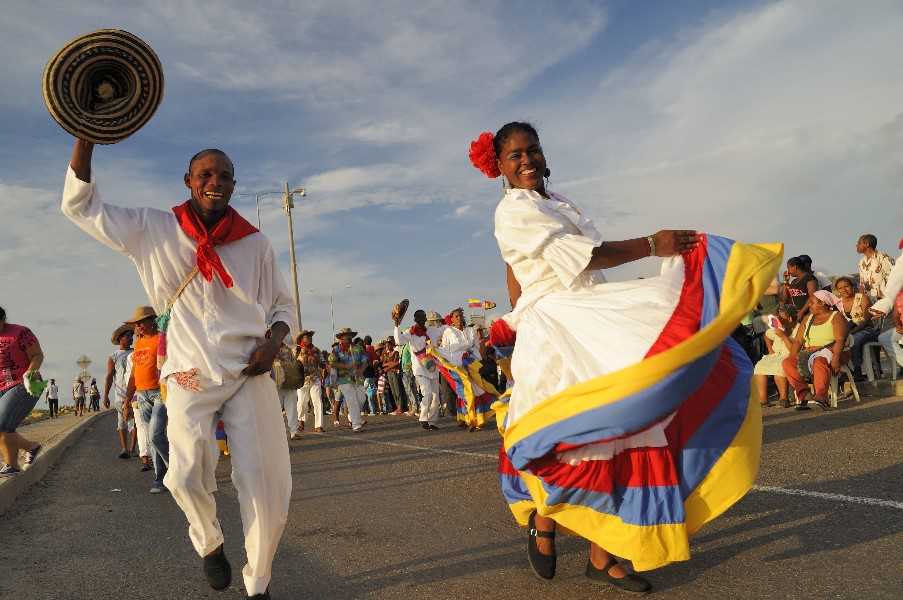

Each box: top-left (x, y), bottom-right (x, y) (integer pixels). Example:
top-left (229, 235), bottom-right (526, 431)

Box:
top-left (497, 129), bottom-right (546, 193)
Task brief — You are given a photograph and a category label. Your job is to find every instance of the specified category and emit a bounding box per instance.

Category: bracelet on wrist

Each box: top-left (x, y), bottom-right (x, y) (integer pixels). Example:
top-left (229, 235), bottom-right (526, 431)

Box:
top-left (646, 235), bottom-right (656, 257)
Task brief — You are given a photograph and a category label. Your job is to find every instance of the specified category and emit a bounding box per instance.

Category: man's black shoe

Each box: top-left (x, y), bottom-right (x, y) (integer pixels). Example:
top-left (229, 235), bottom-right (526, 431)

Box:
top-left (247, 588), bottom-right (270, 599)
top-left (203, 545), bottom-right (232, 590)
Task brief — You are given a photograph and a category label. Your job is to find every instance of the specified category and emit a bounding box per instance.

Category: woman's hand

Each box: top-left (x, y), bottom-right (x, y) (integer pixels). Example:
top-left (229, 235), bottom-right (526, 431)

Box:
top-left (830, 353), bottom-right (842, 374)
top-left (653, 230), bottom-right (700, 257)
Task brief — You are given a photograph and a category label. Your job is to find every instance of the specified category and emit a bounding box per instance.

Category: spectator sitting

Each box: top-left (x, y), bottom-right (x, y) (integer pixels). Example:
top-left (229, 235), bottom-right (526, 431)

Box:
top-left (877, 297), bottom-right (903, 379)
top-left (781, 256), bottom-right (818, 319)
top-left (752, 306), bottom-right (798, 408)
top-left (782, 291), bottom-right (849, 411)
top-left (797, 254), bottom-right (832, 291)
top-left (834, 276), bottom-right (878, 381)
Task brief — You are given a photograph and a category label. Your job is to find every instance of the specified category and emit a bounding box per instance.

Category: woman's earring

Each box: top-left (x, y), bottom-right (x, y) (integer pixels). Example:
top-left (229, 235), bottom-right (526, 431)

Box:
top-left (544, 167), bottom-right (551, 188)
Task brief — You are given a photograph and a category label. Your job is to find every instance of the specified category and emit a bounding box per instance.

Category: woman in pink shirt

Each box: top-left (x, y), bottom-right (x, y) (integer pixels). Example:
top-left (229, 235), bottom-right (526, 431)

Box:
top-left (0, 306), bottom-right (45, 477)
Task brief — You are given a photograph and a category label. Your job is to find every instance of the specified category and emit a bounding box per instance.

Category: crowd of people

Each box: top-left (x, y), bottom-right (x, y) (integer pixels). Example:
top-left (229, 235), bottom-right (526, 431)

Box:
top-left (746, 233), bottom-right (901, 411)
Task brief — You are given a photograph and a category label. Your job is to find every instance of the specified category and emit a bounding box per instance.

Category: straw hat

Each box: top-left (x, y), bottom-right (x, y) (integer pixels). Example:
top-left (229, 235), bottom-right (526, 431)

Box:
top-left (124, 306), bottom-right (157, 324)
top-left (335, 327), bottom-right (357, 339)
top-left (42, 29), bottom-right (164, 144)
top-left (426, 310), bottom-right (443, 323)
top-left (110, 323), bottom-right (134, 345)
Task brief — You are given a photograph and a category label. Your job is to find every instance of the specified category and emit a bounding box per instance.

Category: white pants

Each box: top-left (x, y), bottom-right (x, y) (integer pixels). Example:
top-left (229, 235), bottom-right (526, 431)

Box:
top-left (131, 398), bottom-right (151, 458)
top-left (278, 388), bottom-right (299, 436)
top-left (164, 374), bottom-right (291, 596)
top-left (879, 328), bottom-right (903, 369)
top-left (113, 397), bottom-right (136, 432)
top-left (416, 376), bottom-right (440, 425)
top-left (297, 381), bottom-right (323, 430)
top-left (337, 382), bottom-right (365, 430)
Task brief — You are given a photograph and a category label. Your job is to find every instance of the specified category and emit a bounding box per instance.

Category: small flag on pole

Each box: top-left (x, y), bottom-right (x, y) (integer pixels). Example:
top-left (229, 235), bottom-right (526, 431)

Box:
top-left (467, 298), bottom-right (482, 308)
top-left (482, 300), bottom-right (497, 310)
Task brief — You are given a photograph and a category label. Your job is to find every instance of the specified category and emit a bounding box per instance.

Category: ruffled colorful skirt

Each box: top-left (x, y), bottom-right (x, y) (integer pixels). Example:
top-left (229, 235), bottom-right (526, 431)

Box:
top-left (495, 235), bottom-right (782, 571)
top-left (430, 350), bottom-right (499, 428)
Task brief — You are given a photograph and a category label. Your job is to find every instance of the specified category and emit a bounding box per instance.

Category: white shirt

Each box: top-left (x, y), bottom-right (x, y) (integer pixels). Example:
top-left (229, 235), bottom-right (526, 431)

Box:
top-left (494, 189), bottom-right (605, 325)
top-left (439, 325), bottom-right (480, 366)
top-left (47, 383), bottom-right (59, 400)
top-left (62, 167), bottom-right (296, 385)
top-left (872, 249), bottom-right (903, 316)
top-left (110, 348), bottom-right (133, 400)
top-left (394, 325), bottom-right (444, 379)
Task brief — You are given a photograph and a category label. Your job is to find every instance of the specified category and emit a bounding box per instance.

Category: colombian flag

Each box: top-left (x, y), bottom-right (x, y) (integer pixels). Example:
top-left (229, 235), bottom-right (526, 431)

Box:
top-left (497, 235), bottom-right (782, 572)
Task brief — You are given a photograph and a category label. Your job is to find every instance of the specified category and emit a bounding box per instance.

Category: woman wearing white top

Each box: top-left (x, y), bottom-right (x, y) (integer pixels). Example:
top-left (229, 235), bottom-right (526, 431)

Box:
top-left (752, 306), bottom-right (798, 408)
top-left (471, 122), bottom-right (780, 593)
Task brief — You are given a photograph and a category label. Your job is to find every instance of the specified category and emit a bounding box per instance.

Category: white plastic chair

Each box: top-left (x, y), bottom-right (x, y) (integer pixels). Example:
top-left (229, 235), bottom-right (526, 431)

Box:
top-left (862, 341), bottom-right (898, 383)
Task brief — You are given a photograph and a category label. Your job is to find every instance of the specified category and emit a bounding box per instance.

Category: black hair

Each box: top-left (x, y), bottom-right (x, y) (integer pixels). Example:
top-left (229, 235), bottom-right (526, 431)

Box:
top-left (797, 254), bottom-right (813, 272)
top-left (860, 234), bottom-right (877, 249)
top-left (0, 306), bottom-right (5, 321)
top-left (187, 149), bottom-right (233, 174)
top-left (363, 335), bottom-right (372, 344)
top-left (493, 122), bottom-right (540, 157)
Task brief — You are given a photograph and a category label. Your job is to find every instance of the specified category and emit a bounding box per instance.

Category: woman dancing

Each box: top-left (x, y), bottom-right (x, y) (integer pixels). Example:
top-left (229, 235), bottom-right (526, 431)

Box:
top-left (470, 122), bottom-right (781, 592)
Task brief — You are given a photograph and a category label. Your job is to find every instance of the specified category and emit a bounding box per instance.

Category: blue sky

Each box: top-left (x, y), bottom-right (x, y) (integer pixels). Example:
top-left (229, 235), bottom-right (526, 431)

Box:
top-left (1, 1), bottom-right (901, 396)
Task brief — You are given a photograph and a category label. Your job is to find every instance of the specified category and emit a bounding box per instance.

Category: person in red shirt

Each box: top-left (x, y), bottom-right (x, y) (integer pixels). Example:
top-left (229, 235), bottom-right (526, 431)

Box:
top-left (0, 306), bottom-right (45, 477)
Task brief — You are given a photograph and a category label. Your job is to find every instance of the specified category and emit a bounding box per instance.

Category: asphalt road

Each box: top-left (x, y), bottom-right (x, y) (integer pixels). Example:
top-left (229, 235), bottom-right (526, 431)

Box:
top-left (1, 394), bottom-right (902, 600)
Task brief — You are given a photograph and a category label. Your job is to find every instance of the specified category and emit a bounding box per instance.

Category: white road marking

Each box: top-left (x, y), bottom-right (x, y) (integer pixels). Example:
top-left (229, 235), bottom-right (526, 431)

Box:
top-left (750, 485), bottom-right (903, 511)
top-left (324, 431), bottom-right (903, 511)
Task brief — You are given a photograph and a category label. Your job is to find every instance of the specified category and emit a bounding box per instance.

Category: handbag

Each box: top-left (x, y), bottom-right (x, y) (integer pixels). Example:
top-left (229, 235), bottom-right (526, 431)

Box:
top-left (155, 266), bottom-right (200, 400)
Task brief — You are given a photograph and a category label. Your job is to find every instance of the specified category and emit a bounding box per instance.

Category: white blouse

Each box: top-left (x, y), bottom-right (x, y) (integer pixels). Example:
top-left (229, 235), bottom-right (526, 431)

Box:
top-left (439, 325), bottom-right (481, 366)
top-left (494, 189), bottom-right (604, 317)
top-left (62, 167), bottom-right (296, 386)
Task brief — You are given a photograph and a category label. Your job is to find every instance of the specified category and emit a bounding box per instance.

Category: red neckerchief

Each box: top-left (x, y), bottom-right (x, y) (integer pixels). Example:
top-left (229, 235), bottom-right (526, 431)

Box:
top-left (409, 324), bottom-right (428, 338)
top-left (172, 201), bottom-right (258, 288)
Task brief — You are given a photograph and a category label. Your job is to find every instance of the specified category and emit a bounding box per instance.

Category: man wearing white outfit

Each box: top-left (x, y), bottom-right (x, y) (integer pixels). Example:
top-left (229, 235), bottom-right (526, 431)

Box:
top-left (295, 330), bottom-right (324, 432)
top-left (63, 139), bottom-right (294, 600)
top-left (394, 309), bottom-right (445, 430)
top-left (329, 328), bottom-right (367, 432)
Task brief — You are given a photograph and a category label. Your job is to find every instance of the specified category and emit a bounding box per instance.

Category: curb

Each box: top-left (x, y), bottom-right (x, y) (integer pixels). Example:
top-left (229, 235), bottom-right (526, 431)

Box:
top-left (0, 410), bottom-right (112, 516)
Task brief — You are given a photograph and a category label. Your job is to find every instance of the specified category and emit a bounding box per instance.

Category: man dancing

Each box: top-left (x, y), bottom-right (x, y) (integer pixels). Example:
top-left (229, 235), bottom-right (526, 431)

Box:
top-left (393, 309), bottom-right (444, 430)
top-left (63, 139), bottom-right (295, 600)
top-left (295, 330), bottom-right (324, 433)
top-left (329, 328), bottom-right (367, 432)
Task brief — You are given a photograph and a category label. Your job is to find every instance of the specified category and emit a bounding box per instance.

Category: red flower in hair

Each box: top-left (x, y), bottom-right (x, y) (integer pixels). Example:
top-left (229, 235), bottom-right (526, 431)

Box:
top-left (469, 132), bottom-right (501, 179)
top-left (489, 319), bottom-right (516, 347)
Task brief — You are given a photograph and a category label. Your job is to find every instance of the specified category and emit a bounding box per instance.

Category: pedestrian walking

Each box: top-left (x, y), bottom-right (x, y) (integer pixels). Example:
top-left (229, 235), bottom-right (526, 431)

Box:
top-left (46, 379), bottom-right (59, 418)
top-left (0, 306), bottom-right (45, 477)
top-left (105, 324), bottom-right (135, 459)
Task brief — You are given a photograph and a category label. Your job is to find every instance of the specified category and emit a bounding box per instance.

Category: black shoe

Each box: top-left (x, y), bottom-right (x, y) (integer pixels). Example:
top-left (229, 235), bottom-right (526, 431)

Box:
top-left (422, 422), bottom-right (430, 430)
top-left (247, 589), bottom-right (270, 599)
top-left (527, 511), bottom-right (556, 580)
top-left (426, 424), bottom-right (439, 430)
top-left (118, 451), bottom-right (130, 459)
top-left (203, 545), bottom-right (232, 590)
top-left (585, 557), bottom-right (652, 594)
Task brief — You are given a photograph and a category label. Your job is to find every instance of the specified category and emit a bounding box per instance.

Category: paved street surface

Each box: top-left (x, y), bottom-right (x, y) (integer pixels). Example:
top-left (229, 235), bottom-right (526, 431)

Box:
top-left (1, 393), bottom-right (902, 600)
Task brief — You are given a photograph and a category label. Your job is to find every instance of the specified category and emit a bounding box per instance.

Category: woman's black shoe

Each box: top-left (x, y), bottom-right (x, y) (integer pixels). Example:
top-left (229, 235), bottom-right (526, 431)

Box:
top-left (585, 557), bottom-right (652, 594)
top-left (527, 511), bottom-right (556, 580)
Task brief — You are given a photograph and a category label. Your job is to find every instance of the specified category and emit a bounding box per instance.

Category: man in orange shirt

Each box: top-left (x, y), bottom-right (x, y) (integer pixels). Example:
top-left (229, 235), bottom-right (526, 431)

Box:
top-left (124, 306), bottom-right (169, 494)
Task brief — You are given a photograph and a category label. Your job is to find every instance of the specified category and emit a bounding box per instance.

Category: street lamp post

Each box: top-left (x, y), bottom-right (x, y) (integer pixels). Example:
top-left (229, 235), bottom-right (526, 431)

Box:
top-left (282, 181), bottom-right (306, 333)
top-left (236, 185), bottom-right (307, 334)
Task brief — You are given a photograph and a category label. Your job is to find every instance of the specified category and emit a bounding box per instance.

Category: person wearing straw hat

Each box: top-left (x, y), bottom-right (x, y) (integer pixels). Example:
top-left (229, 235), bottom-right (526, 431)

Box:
top-left (62, 138), bottom-right (295, 599)
top-left (393, 309), bottom-right (445, 430)
top-left (295, 330), bottom-right (324, 433)
top-left (329, 328), bottom-right (367, 432)
top-left (105, 322), bottom-right (135, 460)
top-left (123, 306), bottom-right (168, 493)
